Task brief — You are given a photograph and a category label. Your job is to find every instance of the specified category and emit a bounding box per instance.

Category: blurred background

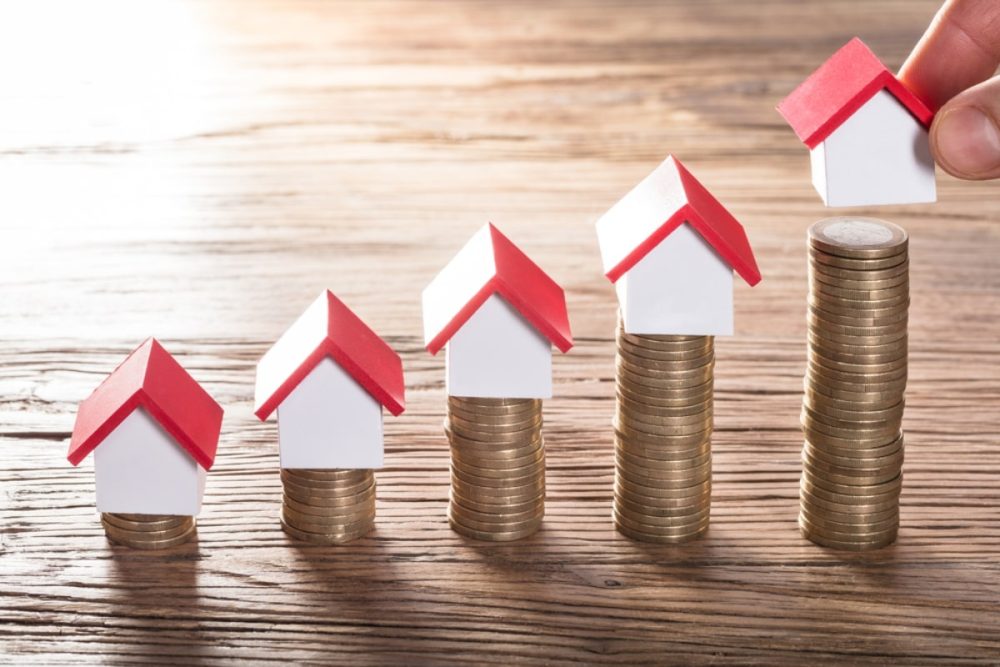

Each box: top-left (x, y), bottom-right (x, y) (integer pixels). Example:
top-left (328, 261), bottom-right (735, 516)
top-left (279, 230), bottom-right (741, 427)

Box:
top-left (4, 0), bottom-right (989, 349)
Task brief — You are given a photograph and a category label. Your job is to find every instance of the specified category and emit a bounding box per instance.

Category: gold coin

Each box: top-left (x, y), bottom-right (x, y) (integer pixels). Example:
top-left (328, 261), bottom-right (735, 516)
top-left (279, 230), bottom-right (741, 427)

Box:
top-left (803, 441), bottom-right (903, 470)
top-left (805, 432), bottom-right (903, 457)
top-left (450, 457), bottom-right (546, 481)
top-left (448, 396), bottom-right (540, 414)
top-left (451, 446), bottom-right (544, 469)
top-left (281, 474), bottom-right (374, 497)
top-left (805, 312), bottom-right (908, 337)
top-left (809, 261), bottom-right (909, 285)
top-left (449, 488), bottom-right (545, 513)
top-left (809, 249), bottom-right (908, 273)
top-left (103, 521), bottom-right (197, 549)
top-left (282, 495), bottom-right (375, 520)
top-left (101, 517), bottom-right (195, 541)
top-left (449, 497), bottom-right (543, 524)
top-left (613, 490), bottom-right (709, 517)
top-left (282, 506), bottom-right (375, 532)
top-left (449, 396), bottom-right (540, 409)
top-left (809, 218), bottom-right (908, 259)
top-left (280, 518), bottom-right (372, 545)
top-left (616, 340), bottom-right (715, 364)
top-left (450, 497), bottom-right (542, 518)
top-left (447, 504), bottom-right (544, 531)
top-left (283, 484), bottom-right (376, 508)
top-left (801, 488), bottom-right (900, 515)
top-left (800, 525), bottom-right (898, 551)
top-left (800, 473), bottom-right (902, 503)
top-left (616, 437), bottom-right (710, 461)
top-left (448, 515), bottom-right (542, 542)
top-left (798, 512), bottom-right (898, 541)
top-left (616, 447), bottom-right (711, 471)
top-left (102, 513), bottom-right (190, 532)
top-left (614, 426), bottom-right (712, 451)
top-left (613, 509), bottom-right (710, 539)
top-left (450, 476), bottom-right (545, 501)
top-left (444, 421), bottom-right (542, 446)
top-left (800, 496), bottom-right (899, 526)
top-left (111, 513), bottom-right (185, 523)
top-left (614, 413), bottom-right (713, 437)
top-left (808, 300), bottom-right (908, 325)
top-left (618, 332), bottom-right (714, 352)
top-left (281, 468), bottom-right (372, 483)
top-left (615, 468), bottom-right (712, 493)
top-left (617, 393), bottom-right (712, 418)
top-left (444, 425), bottom-right (542, 451)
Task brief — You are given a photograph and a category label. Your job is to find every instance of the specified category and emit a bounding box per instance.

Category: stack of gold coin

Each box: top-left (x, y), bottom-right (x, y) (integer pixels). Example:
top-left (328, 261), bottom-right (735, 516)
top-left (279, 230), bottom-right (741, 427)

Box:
top-left (101, 513), bottom-right (196, 549)
top-left (613, 316), bottom-right (714, 543)
top-left (280, 468), bottom-right (376, 544)
top-left (801, 217), bottom-right (908, 551)
top-left (446, 397), bottom-right (545, 541)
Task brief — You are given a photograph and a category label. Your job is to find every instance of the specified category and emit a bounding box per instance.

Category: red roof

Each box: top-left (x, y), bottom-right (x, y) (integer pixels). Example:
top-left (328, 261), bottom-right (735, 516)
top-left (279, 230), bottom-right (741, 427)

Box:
top-left (777, 37), bottom-right (934, 148)
top-left (595, 156), bottom-right (761, 286)
top-left (422, 223), bottom-right (573, 356)
top-left (67, 338), bottom-right (224, 470)
top-left (254, 290), bottom-right (405, 420)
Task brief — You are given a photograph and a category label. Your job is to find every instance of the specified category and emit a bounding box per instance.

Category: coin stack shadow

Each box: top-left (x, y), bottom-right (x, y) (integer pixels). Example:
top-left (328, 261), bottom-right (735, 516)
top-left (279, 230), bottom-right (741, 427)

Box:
top-left (280, 468), bottom-right (376, 544)
top-left (446, 397), bottom-right (545, 541)
top-left (801, 216), bottom-right (908, 551)
top-left (101, 513), bottom-right (197, 549)
top-left (613, 316), bottom-right (715, 543)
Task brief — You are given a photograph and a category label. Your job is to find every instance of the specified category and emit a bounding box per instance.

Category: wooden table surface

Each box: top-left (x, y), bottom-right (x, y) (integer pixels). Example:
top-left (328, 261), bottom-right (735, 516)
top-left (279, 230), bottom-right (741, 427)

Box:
top-left (2, 1), bottom-right (999, 664)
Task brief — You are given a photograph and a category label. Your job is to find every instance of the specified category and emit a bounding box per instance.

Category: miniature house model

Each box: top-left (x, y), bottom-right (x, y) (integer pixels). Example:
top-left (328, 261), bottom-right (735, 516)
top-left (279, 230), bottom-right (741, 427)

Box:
top-left (777, 37), bottom-right (936, 207)
top-left (422, 223), bottom-right (573, 399)
top-left (254, 290), bottom-right (405, 470)
top-left (595, 155), bottom-right (761, 336)
top-left (67, 338), bottom-right (224, 516)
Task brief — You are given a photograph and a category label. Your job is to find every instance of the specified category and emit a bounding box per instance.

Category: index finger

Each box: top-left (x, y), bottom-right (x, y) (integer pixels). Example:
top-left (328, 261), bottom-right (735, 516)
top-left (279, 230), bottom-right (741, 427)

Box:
top-left (899, 0), bottom-right (1000, 111)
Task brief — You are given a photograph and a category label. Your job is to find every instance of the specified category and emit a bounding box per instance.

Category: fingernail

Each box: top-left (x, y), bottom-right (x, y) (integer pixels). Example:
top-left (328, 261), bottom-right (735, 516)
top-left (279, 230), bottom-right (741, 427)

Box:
top-left (935, 106), bottom-right (1000, 176)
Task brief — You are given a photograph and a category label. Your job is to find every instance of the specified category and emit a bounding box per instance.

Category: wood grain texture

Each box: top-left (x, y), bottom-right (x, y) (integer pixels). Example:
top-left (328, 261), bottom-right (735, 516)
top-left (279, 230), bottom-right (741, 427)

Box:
top-left (2, 0), bottom-right (999, 664)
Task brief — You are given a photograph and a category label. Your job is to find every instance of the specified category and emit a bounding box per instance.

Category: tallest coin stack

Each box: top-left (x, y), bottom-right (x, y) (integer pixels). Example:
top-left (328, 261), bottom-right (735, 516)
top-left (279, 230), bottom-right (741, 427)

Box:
top-left (800, 217), bottom-right (909, 551)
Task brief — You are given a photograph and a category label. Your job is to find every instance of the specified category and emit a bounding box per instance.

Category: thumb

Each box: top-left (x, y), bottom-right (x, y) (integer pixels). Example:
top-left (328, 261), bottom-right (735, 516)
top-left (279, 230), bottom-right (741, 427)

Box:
top-left (931, 75), bottom-right (1000, 180)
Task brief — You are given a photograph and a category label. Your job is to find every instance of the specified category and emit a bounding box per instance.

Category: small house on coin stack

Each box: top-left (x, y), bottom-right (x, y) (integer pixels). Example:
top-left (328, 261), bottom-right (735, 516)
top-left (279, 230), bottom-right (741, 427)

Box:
top-left (423, 223), bottom-right (572, 541)
top-left (254, 290), bottom-right (405, 544)
top-left (67, 338), bottom-right (224, 549)
top-left (777, 37), bottom-right (936, 207)
top-left (595, 155), bottom-right (760, 542)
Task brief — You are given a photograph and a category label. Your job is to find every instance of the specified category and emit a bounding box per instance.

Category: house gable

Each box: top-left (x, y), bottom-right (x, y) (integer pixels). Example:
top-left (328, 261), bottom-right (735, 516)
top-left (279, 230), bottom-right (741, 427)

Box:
top-left (617, 222), bottom-right (734, 336)
top-left (94, 407), bottom-right (206, 515)
top-left (446, 293), bottom-right (553, 399)
top-left (277, 356), bottom-right (384, 469)
top-left (812, 89), bottom-right (936, 207)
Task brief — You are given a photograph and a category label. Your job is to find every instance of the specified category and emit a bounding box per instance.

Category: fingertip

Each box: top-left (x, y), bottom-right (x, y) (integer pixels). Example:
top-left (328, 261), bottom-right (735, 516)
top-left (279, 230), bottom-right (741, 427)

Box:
top-left (932, 103), bottom-right (1000, 180)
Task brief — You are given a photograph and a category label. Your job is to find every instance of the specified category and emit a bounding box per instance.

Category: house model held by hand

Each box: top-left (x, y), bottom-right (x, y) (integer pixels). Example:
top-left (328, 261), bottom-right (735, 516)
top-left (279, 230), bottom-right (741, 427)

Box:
top-left (777, 37), bottom-right (936, 207)
top-left (67, 338), bottom-right (224, 516)
top-left (422, 223), bottom-right (573, 399)
top-left (254, 290), bottom-right (405, 470)
top-left (595, 155), bottom-right (761, 336)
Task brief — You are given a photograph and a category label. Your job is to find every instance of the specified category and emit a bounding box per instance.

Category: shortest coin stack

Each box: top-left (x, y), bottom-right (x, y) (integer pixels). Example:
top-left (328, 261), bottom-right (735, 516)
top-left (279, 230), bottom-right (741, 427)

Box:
top-left (613, 317), bottom-right (715, 543)
top-left (280, 468), bottom-right (376, 544)
top-left (101, 513), bottom-right (197, 549)
top-left (801, 217), bottom-right (908, 551)
top-left (446, 397), bottom-right (545, 542)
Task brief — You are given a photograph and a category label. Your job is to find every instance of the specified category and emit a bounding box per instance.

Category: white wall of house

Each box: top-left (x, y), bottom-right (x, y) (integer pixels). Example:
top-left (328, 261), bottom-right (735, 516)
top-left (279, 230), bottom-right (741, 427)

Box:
top-left (810, 88), bottom-right (936, 207)
top-left (616, 222), bottom-right (734, 336)
top-left (277, 356), bottom-right (384, 469)
top-left (94, 407), bottom-right (206, 515)
top-left (446, 293), bottom-right (552, 398)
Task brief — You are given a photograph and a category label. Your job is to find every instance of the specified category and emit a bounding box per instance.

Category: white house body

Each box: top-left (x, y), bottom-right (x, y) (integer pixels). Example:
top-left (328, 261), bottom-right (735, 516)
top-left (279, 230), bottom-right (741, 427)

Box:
top-left (616, 222), bottom-right (734, 336)
top-left (446, 293), bottom-right (552, 399)
top-left (276, 356), bottom-right (384, 470)
top-left (810, 89), bottom-right (936, 208)
top-left (93, 407), bottom-right (207, 516)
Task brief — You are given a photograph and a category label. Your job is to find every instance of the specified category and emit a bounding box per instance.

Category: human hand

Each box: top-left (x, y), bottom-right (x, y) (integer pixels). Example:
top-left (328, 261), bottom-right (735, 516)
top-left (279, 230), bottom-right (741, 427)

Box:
top-left (900, 0), bottom-right (1000, 180)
